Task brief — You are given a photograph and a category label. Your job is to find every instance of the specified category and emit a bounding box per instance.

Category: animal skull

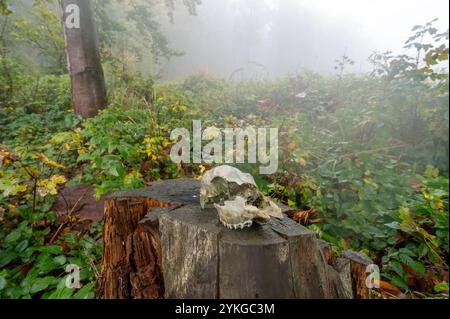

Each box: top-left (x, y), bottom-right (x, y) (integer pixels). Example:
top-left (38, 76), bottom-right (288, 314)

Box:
top-left (200, 165), bottom-right (283, 229)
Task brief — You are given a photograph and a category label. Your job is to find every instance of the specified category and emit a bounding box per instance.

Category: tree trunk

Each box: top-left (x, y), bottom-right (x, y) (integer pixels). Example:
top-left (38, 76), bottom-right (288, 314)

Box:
top-left (96, 179), bottom-right (369, 299)
top-left (60, 0), bottom-right (107, 118)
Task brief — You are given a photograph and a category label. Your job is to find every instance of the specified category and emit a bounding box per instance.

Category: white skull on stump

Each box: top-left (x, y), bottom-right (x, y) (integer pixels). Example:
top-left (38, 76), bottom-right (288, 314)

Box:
top-left (200, 165), bottom-right (283, 229)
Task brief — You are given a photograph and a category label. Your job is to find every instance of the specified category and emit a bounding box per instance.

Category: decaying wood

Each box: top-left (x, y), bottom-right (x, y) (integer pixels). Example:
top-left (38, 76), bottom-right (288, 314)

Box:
top-left (97, 178), bottom-right (372, 299)
top-left (159, 206), bottom-right (221, 299)
top-left (269, 217), bottom-right (335, 298)
top-left (333, 257), bottom-right (354, 299)
top-left (219, 220), bottom-right (293, 298)
top-left (343, 250), bottom-right (374, 299)
top-left (96, 197), bottom-right (164, 299)
top-left (318, 239), bottom-right (334, 266)
top-left (96, 179), bottom-right (199, 299)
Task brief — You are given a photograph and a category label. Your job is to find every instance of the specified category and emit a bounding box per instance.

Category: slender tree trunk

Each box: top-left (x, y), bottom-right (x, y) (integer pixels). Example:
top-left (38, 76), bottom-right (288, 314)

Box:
top-left (60, 0), bottom-right (107, 118)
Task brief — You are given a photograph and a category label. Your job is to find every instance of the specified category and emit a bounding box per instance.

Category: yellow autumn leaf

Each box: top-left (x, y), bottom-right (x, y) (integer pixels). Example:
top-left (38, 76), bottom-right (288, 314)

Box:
top-left (35, 153), bottom-right (65, 169)
top-left (434, 198), bottom-right (444, 212)
top-left (3, 158), bottom-right (11, 167)
top-left (14, 185), bottom-right (28, 195)
top-left (73, 130), bottom-right (83, 143)
top-left (37, 175), bottom-right (67, 197)
top-left (26, 166), bottom-right (39, 177)
top-left (163, 139), bottom-right (171, 147)
top-left (418, 227), bottom-right (436, 243)
top-left (0, 149), bottom-right (9, 157)
top-left (287, 142), bottom-right (296, 152)
top-left (364, 177), bottom-right (379, 189)
top-left (51, 175), bottom-right (67, 185)
top-left (144, 137), bottom-right (152, 144)
top-left (0, 149), bottom-right (19, 168)
top-left (296, 158), bottom-right (307, 166)
top-left (124, 171), bottom-right (143, 186)
top-left (78, 147), bottom-right (87, 155)
top-left (355, 159), bottom-right (364, 167)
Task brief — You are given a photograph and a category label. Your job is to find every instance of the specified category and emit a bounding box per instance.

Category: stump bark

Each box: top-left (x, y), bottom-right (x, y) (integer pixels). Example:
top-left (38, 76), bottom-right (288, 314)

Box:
top-left (342, 251), bottom-right (374, 299)
top-left (96, 178), bottom-right (371, 299)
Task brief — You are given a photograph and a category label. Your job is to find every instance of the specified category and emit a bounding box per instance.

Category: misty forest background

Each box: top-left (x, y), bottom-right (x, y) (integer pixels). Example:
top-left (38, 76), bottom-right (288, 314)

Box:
top-left (0, 0), bottom-right (448, 299)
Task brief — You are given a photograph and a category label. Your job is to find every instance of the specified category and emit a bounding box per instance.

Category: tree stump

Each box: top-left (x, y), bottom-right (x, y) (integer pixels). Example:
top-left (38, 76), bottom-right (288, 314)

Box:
top-left (96, 178), bottom-right (369, 299)
top-left (342, 251), bottom-right (374, 299)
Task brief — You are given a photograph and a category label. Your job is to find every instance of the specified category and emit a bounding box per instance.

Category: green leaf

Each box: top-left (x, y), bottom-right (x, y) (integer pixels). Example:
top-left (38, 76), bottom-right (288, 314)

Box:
top-left (385, 221), bottom-right (400, 230)
top-left (434, 282), bottom-right (449, 293)
top-left (64, 233), bottom-right (77, 245)
top-left (46, 286), bottom-right (74, 299)
top-left (0, 275), bottom-right (6, 290)
top-left (390, 260), bottom-right (405, 278)
top-left (21, 268), bottom-right (39, 293)
top-left (5, 230), bottom-right (21, 244)
top-left (399, 247), bottom-right (416, 257)
top-left (428, 249), bottom-right (441, 265)
top-left (37, 245), bottom-right (63, 255)
top-left (35, 253), bottom-right (60, 274)
top-left (0, 0), bottom-right (12, 15)
top-left (399, 254), bottom-right (425, 274)
top-left (54, 255), bottom-right (67, 265)
top-left (45, 278), bottom-right (74, 299)
top-left (391, 276), bottom-right (409, 291)
top-left (73, 283), bottom-right (94, 299)
top-left (16, 240), bottom-right (29, 253)
top-left (4, 285), bottom-right (24, 299)
top-left (0, 250), bottom-right (17, 268)
top-left (30, 276), bottom-right (55, 294)
top-left (417, 243), bottom-right (428, 258)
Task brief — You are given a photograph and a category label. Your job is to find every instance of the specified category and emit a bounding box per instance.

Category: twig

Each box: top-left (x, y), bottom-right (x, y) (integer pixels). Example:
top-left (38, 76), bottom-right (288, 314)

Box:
top-left (66, 187), bottom-right (90, 217)
top-left (49, 188), bottom-right (90, 244)
top-left (49, 221), bottom-right (67, 244)
top-left (83, 249), bottom-right (100, 280)
top-left (20, 165), bottom-right (38, 214)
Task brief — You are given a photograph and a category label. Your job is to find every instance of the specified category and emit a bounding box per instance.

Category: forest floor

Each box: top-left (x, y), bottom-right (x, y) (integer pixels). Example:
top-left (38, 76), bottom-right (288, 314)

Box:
top-left (1, 71), bottom-right (449, 299)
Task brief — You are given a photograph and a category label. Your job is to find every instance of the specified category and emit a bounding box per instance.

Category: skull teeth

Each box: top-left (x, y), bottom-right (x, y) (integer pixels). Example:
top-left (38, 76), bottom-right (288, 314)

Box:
top-left (220, 219), bottom-right (253, 230)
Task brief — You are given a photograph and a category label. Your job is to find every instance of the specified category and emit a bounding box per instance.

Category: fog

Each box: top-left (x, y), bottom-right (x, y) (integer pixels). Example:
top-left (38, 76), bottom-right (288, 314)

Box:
top-left (161, 0), bottom-right (449, 79)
